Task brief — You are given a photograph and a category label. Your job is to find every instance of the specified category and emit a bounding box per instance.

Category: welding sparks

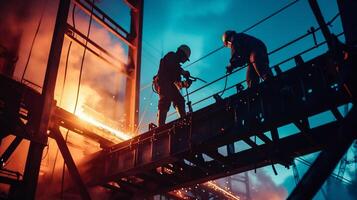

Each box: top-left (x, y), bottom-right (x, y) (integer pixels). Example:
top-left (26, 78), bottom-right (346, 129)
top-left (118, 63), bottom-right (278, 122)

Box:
top-left (76, 109), bottom-right (131, 141)
top-left (205, 181), bottom-right (240, 200)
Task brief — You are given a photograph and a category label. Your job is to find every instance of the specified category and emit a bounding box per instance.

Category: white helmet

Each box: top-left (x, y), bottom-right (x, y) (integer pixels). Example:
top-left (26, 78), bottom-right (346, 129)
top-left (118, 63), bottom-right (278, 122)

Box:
top-left (177, 44), bottom-right (191, 61)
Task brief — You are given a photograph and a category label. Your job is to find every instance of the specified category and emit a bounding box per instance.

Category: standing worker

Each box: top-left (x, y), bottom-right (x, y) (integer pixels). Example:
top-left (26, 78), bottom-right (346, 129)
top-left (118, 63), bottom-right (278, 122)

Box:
top-left (154, 44), bottom-right (192, 126)
top-left (222, 30), bottom-right (273, 88)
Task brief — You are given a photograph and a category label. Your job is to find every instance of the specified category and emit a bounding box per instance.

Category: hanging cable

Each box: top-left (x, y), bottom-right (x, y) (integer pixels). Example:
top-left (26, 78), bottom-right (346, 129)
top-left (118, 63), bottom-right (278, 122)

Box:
top-left (184, 10), bottom-right (341, 100)
top-left (218, 75), bottom-right (228, 97)
top-left (240, 0), bottom-right (300, 33)
top-left (59, 42), bottom-right (72, 105)
top-left (188, 31), bottom-right (344, 109)
top-left (59, 3), bottom-right (85, 198)
top-left (146, 1), bottom-right (342, 124)
top-left (21, 0), bottom-right (49, 82)
top-left (326, 13), bottom-right (340, 27)
top-left (185, 88), bottom-right (193, 113)
top-left (73, 2), bottom-right (94, 113)
top-left (184, 63), bottom-right (247, 98)
top-left (59, 3), bottom-right (77, 105)
top-left (214, 0), bottom-right (301, 96)
top-left (183, 45), bottom-right (224, 69)
top-left (135, 91), bottom-right (154, 134)
top-left (140, 0), bottom-right (301, 92)
top-left (166, 29), bottom-right (345, 118)
top-left (187, 0), bottom-right (301, 69)
top-left (139, 46), bottom-right (224, 91)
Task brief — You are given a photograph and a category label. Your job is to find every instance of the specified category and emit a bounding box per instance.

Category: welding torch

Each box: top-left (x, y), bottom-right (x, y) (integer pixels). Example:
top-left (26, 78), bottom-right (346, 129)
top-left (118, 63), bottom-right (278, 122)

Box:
top-left (182, 74), bottom-right (206, 113)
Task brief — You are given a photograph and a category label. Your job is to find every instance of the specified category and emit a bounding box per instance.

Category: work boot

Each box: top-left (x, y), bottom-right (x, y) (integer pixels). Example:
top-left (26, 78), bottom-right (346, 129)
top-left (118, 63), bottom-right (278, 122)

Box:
top-left (175, 105), bottom-right (186, 118)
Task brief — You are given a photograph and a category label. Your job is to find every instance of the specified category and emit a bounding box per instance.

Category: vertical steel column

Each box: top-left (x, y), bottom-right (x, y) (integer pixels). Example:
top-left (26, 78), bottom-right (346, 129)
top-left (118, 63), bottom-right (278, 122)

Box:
top-left (124, 0), bottom-right (143, 133)
top-left (337, 0), bottom-right (357, 45)
top-left (21, 0), bottom-right (70, 199)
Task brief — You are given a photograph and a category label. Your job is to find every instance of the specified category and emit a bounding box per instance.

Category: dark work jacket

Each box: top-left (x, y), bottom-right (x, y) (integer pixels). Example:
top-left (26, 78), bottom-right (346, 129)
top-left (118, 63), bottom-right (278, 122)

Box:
top-left (157, 52), bottom-right (183, 88)
top-left (230, 33), bottom-right (267, 67)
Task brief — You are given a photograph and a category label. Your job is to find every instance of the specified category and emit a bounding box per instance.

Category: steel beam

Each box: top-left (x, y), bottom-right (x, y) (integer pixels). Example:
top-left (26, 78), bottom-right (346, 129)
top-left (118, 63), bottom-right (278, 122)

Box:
top-left (0, 136), bottom-right (22, 164)
top-left (51, 107), bottom-right (117, 148)
top-left (21, 0), bottom-right (71, 199)
top-left (147, 121), bottom-right (340, 196)
top-left (73, 0), bottom-right (133, 48)
top-left (51, 127), bottom-right (91, 200)
top-left (124, 0), bottom-right (143, 132)
top-left (287, 106), bottom-right (357, 200)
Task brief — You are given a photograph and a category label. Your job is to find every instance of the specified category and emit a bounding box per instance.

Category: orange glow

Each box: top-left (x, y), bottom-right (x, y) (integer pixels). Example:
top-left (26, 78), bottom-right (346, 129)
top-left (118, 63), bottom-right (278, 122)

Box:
top-left (76, 108), bottom-right (132, 141)
top-left (171, 189), bottom-right (190, 200)
top-left (205, 181), bottom-right (240, 200)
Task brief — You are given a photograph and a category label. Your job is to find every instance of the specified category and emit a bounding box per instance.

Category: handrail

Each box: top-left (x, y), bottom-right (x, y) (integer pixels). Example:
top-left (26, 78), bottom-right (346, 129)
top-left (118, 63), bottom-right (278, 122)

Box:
top-left (184, 12), bottom-right (340, 98)
top-left (189, 31), bottom-right (345, 109)
top-left (166, 31), bottom-right (344, 119)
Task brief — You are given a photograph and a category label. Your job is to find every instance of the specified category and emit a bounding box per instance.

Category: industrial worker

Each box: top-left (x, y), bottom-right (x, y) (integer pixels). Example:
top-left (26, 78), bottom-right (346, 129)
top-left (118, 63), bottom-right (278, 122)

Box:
top-left (154, 45), bottom-right (192, 126)
top-left (222, 30), bottom-right (273, 88)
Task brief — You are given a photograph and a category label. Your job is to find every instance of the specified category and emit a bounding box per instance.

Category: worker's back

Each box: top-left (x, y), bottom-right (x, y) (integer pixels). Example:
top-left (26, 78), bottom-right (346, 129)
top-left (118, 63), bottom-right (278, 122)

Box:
top-left (157, 51), bottom-right (182, 86)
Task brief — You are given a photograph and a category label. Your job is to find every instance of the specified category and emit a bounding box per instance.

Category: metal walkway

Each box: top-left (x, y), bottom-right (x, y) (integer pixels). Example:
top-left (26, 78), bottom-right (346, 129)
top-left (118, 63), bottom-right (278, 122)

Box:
top-left (71, 52), bottom-right (355, 198)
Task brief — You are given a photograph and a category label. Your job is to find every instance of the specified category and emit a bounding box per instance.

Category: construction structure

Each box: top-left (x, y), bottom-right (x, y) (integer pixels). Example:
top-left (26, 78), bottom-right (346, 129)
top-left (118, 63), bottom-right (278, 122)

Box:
top-left (0, 0), bottom-right (143, 199)
top-left (0, 0), bottom-right (356, 199)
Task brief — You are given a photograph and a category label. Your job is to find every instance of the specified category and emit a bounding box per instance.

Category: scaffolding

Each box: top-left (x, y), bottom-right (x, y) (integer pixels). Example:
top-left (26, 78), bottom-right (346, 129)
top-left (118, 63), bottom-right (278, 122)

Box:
top-left (0, 0), bottom-right (356, 199)
top-left (0, 0), bottom-right (143, 199)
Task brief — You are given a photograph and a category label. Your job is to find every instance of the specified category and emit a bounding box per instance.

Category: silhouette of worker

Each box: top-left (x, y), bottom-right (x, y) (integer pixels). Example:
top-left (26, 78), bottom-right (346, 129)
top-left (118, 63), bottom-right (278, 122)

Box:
top-left (154, 45), bottom-right (192, 126)
top-left (222, 30), bottom-right (273, 88)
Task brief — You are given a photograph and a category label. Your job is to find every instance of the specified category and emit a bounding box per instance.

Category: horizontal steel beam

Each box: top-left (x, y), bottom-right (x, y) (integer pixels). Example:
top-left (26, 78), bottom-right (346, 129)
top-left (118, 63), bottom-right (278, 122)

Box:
top-left (74, 0), bottom-right (134, 48)
top-left (0, 75), bottom-right (119, 148)
top-left (50, 107), bottom-right (118, 148)
top-left (66, 24), bottom-right (125, 66)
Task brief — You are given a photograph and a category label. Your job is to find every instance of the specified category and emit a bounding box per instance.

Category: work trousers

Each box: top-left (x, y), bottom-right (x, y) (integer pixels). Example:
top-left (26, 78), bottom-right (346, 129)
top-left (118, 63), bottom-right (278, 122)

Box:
top-left (246, 45), bottom-right (273, 88)
top-left (157, 84), bottom-right (185, 126)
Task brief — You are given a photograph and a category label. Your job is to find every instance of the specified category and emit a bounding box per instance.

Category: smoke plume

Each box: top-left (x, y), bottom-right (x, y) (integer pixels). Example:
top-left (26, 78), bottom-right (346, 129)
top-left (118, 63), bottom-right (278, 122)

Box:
top-left (1, 0), bottom-right (129, 198)
top-left (249, 170), bottom-right (287, 200)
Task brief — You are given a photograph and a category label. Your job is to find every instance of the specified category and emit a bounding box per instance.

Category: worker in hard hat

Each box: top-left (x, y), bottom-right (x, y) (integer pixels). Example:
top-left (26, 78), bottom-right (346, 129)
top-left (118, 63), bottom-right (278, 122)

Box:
top-left (154, 44), bottom-right (192, 126)
top-left (222, 30), bottom-right (273, 88)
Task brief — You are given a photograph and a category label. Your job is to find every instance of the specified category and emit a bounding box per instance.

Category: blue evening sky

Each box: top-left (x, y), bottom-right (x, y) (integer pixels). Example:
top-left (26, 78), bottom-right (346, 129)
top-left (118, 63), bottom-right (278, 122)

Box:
top-left (138, 0), bottom-right (343, 128)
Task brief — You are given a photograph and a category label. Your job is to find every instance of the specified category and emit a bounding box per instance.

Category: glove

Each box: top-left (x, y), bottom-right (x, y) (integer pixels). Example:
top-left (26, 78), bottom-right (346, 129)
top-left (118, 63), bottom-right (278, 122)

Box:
top-left (185, 79), bottom-right (192, 88)
top-left (182, 70), bottom-right (190, 79)
top-left (226, 65), bottom-right (234, 74)
top-left (174, 80), bottom-right (191, 89)
top-left (180, 80), bottom-right (192, 88)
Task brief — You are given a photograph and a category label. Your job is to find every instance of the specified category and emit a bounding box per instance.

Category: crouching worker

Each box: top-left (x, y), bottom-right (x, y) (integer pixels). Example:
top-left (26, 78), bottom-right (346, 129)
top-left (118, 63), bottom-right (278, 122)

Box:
top-left (153, 44), bottom-right (192, 126)
top-left (222, 30), bottom-right (273, 88)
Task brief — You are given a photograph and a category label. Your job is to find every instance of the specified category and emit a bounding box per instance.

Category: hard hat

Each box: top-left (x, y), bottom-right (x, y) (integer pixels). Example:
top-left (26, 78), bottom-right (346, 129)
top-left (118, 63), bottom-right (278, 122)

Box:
top-left (177, 44), bottom-right (191, 61)
top-left (222, 30), bottom-right (236, 46)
